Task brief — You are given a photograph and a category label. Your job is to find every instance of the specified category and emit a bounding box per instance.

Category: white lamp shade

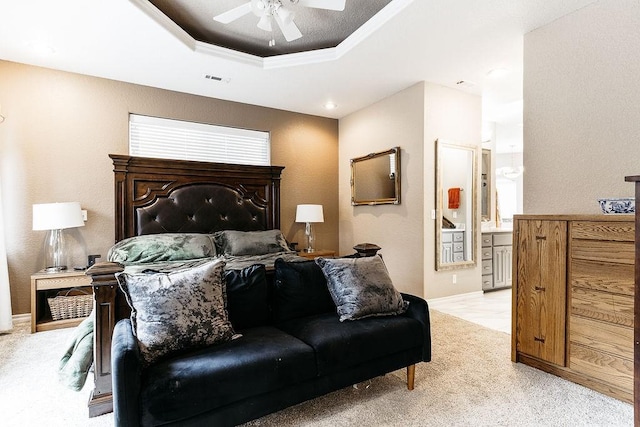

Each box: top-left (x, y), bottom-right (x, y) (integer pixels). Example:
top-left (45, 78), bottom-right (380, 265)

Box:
top-left (295, 204), bottom-right (324, 223)
top-left (33, 202), bottom-right (85, 231)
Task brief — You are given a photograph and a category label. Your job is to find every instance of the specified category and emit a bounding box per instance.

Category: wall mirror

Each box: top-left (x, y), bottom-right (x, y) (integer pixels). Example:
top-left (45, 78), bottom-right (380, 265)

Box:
top-left (351, 147), bottom-right (401, 206)
top-left (435, 139), bottom-right (478, 271)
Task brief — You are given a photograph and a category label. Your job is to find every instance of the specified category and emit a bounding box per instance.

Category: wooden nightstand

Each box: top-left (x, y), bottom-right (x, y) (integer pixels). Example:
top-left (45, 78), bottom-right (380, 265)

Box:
top-left (30, 270), bottom-right (92, 333)
top-left (296, 249), bottom-right (336, 259)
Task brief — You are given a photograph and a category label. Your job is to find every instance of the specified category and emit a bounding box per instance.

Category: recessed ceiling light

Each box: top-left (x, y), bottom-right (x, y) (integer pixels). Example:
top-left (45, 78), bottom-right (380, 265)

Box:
top-left (324, 102), bottom-right (338, 110)
top-left (486, 68), bottom-right (510, 78)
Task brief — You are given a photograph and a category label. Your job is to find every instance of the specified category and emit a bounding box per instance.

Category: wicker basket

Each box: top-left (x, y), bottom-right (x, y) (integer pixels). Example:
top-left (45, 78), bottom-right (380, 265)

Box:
top-left (47, 288), bottom-right (93, 321)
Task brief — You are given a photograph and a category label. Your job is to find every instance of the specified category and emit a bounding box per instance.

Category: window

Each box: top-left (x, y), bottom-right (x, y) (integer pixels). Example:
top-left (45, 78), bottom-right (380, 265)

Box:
top-left (129, 114), bottom-right (270, 166)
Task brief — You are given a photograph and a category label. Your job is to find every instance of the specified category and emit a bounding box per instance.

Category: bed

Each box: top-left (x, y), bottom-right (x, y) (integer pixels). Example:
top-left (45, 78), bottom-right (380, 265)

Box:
top-left (86, 154), bottom-right (299, 417)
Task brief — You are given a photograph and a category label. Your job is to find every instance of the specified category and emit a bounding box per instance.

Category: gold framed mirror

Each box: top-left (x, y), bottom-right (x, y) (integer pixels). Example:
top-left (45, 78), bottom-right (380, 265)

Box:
top-left (435, 139), bottom-right (478, 271)
top-left (481, 148), bottom-right (492, 222)
top-left (351, 147), bottom-right (401, 206)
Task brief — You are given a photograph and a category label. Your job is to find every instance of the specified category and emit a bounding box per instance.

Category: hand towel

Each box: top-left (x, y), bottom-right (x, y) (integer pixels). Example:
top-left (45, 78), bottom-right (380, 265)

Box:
top-left (448, 187), bottom-right (461, 209)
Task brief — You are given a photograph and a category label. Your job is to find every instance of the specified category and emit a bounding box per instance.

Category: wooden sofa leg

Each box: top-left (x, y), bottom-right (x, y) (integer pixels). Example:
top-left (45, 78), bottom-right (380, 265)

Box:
top-left (407, 364), bottom-right (415, 390)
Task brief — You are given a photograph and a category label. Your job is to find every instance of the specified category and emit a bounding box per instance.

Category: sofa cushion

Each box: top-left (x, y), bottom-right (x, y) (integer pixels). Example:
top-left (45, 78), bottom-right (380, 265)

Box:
top-left (214, 229), bottom-right (292, 256)
top-left (139, 326), bottom-right (317, 426)
top-left (315, 255), bottom-right (408, 321)
top-left (277, 312), bottom-right (424, 376)
top-left (273, 258), bottom-right (335, 322)
top-left (225, 264), bottom-right (270, 330)
top-left (116, 258), bottom-right (235, 365)
top-left (108, 233), bottom-right (216, 265)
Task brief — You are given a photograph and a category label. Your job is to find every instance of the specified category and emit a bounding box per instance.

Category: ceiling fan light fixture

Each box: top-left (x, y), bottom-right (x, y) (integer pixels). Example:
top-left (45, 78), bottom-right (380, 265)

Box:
top-left (257, 15), bottom-right (272, 31)
top-left (215, 0), bottom-right (343, 44)
top-left (276, 6), bottom-right (295, 25)
top-left (251, 0), bottom-right (269, 17)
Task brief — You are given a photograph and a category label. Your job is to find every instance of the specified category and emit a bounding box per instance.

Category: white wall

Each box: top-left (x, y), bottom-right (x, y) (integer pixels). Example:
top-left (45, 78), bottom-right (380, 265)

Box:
top-left (339, 82), bottom-right (482, 299)
top-left (524, 0), bottom-right (640, 213)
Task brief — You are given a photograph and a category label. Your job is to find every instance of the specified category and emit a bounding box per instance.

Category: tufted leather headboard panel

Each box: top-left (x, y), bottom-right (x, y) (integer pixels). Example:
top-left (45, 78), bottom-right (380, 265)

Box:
top-left (136, 184), bottom-right (267, 235)
top-left (110, 155), bottom-right (284, 242)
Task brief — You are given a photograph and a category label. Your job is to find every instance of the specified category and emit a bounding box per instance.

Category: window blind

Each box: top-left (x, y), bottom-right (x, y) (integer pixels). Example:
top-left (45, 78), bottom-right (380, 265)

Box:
top-left (129, 114), bottom-right (270, 166)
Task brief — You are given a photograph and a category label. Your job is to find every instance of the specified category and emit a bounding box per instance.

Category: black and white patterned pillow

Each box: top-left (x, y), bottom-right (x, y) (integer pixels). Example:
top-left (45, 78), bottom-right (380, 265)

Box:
top-left (116, 258), bottom-right (235, 364)
top-left (315, 255), bottom-right (408, 322)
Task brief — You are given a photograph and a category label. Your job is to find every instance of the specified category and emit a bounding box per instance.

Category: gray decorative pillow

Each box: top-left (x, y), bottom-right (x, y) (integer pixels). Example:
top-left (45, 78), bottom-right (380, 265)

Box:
top-left (116, 258), bottom-right (235, 364)
top-left (315, 255), bottom-right (408, 322)
top-left (214, 229), bottom-right (291, 256)
top-left (108, 233), bottom-right (216, 265)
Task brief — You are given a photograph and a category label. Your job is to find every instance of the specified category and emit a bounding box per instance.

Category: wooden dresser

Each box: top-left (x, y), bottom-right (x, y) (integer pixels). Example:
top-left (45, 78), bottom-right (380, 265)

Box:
top-left (512, 214), bottom-right (634, 403)
top-left (624, 175), bottom-right (640, 426)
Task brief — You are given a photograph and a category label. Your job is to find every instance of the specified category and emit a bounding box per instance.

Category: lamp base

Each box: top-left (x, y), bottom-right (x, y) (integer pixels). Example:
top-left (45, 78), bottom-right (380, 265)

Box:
top-left (305, 222), bottom-right (315, 253)
top-left (44, 265), bottom-right (67, 273)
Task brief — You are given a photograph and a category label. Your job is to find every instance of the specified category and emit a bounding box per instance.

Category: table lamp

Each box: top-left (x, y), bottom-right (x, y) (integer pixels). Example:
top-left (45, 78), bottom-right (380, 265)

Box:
top-left (32, 202), bottom-right (85, 272)
top-left (295, 204), bottom-right (324, 253)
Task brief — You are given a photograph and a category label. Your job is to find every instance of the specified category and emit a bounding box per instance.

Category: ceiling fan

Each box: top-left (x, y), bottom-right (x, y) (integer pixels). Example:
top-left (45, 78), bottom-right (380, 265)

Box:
top-left (214, 0), bottom-right (346, 44)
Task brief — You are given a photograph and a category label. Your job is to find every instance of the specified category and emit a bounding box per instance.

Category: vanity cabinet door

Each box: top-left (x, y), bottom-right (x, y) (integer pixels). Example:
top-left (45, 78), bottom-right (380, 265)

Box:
top-left (515, 220), bottom-right (567, 366)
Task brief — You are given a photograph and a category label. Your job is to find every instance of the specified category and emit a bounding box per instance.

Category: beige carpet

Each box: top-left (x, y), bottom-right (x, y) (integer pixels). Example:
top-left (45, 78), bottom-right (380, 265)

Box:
top-left (0, 311), bottom-right (633, 427)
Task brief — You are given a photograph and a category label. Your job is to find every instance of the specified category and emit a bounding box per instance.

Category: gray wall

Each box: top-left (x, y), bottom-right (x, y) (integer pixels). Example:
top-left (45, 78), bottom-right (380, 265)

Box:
top-left (524, 0), bottom-right (640, 214)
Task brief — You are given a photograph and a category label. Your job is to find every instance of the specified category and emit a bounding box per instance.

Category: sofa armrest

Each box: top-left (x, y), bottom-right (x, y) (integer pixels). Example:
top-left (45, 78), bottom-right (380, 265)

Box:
top-left (401, 293), bottom-right (431, 362)
top-left (112, 319), bottom-right (142, 427)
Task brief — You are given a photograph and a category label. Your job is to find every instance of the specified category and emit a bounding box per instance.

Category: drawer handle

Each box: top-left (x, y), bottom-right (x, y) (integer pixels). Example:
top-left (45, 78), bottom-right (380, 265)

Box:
top-left (534, 286), bottom-right (546, 291)
top-left (535, 236), bottom-right (546, 240)
top-left (534, 336), bottom-right (545, 343)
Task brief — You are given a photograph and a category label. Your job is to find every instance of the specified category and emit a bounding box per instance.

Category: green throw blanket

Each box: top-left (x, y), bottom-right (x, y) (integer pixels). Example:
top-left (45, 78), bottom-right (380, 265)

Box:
top-left (58, 311), bottom-right (94, 391)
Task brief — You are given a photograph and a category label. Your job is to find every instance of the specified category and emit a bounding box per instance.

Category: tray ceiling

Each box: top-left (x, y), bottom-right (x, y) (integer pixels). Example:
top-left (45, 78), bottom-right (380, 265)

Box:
top-left (148, 0), bottom-right (392, 57)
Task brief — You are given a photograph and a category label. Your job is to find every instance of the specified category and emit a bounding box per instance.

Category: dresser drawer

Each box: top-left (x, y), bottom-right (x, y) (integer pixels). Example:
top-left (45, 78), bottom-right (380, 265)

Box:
top-left (481, 259), bottom-right (493, 275)
top-left (453, 242), bottom-right (464, 252)
top-left (453, 253), bottom-right (464, 262)
top-left (481, 234), bottom-right (492, 247)
top-left (571, 221), bottom-right (634, 242)
top-left (481, 248), bottom-right (492, 260)
top-left (570, 315), bottom-right (633, 360)
top-left (453, 232), bottom-right (464, 242)
top-left (570, 258), bottom-right (634, 296)
top-left (571, 287), bottom-right (634, 328)
top-left (482, 275), bottom-right (493, 289)
top-left (492, 233), bottom-right (512, 246)
top-left (571, 239), bottom-right (634, 265)
top-left (35, 274), bottom-right (91, 291)
top-left (570, 343), bottom-right (633, 393)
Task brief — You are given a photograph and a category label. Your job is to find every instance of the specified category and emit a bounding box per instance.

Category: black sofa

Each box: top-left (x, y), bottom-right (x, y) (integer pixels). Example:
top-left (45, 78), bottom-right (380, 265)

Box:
top-left (111, 258), bottom-right (431, 426)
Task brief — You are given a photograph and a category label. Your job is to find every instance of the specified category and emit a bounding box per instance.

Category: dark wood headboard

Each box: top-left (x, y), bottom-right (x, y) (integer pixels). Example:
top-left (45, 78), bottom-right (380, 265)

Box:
top-left (110, 154), bottom-right (285, 242)
top-left (87, 155), bottom-right (285, 418)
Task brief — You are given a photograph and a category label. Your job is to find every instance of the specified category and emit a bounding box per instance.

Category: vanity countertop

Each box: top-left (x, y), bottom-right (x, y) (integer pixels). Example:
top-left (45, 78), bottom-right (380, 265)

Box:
top-left (442, 228), bottom-right (465, 233)
top-left (481, 227), bottom-right (513, 234)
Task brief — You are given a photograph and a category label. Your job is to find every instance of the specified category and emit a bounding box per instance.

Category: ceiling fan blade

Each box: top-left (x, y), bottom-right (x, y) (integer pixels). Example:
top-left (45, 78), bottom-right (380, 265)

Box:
top-left (275, 13), bottom-right (302, 41)
top-left (213, 2), bottom-right (253, 24)
top-left (297, 0), bottom-right (346, 11)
